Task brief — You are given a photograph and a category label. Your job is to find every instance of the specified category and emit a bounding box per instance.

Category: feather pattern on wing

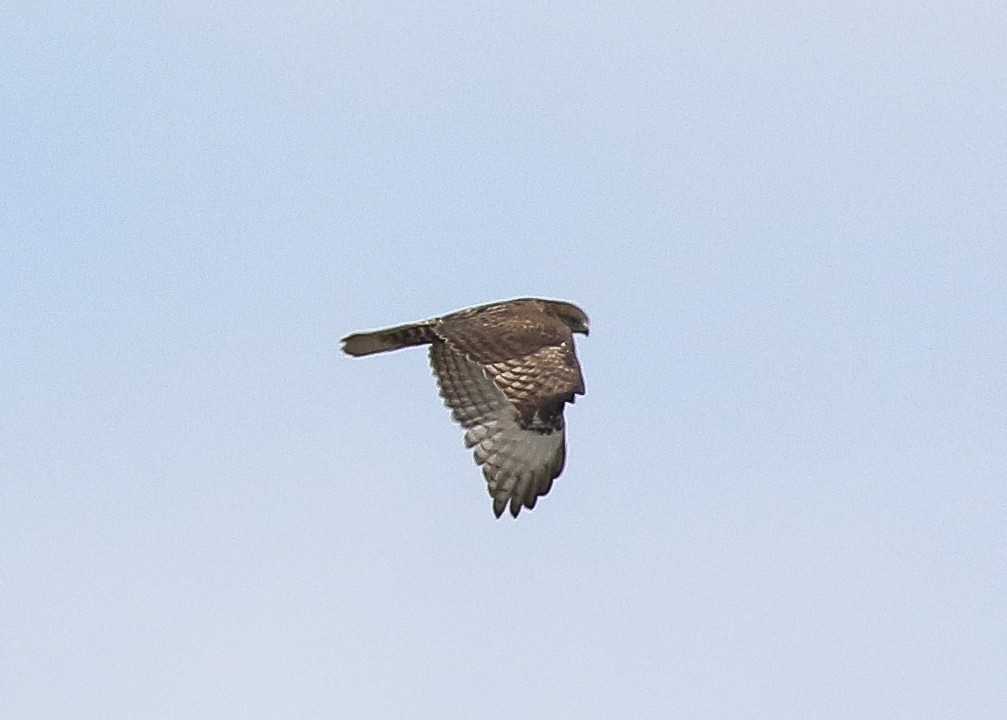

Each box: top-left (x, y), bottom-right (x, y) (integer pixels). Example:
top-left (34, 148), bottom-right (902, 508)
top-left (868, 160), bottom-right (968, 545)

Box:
top-left (430, 343), bottom-right (566, 518)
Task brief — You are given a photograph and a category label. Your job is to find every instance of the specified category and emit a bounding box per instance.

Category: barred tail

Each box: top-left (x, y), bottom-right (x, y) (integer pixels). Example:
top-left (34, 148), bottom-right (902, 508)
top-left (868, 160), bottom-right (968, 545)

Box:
top-left (340, 321), bottom-right (438, 357)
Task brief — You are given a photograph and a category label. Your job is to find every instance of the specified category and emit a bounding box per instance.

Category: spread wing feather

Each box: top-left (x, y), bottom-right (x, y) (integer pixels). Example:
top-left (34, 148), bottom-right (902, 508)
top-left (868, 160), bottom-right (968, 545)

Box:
top-left (430, 343), bottom-right (566, 518)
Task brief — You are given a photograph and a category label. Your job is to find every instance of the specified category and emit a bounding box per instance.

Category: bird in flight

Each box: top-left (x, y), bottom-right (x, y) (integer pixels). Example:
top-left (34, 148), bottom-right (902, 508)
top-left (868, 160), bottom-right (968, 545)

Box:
top-left (341, 298), bottom-right (589, 517)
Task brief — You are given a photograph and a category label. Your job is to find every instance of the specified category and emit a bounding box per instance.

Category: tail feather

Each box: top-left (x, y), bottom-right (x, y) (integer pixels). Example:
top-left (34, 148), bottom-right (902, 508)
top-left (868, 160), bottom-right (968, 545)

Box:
top-left (341, 321), bottom-right (438, 357)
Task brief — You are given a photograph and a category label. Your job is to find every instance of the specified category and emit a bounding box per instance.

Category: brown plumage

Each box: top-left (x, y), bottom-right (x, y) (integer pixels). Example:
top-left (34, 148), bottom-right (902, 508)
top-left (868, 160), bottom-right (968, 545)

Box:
top-left (341, 298), bottom-right (589, 517)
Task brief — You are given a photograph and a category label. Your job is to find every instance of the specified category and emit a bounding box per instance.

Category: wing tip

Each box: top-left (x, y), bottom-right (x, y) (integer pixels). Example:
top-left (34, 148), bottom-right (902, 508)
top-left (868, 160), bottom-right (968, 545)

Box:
top-left (490, 489), bottom-right (544, 519)
top-left (491, 496), bottom-right (527, 519)
top-left (492, 497), bottom-right (507, 518)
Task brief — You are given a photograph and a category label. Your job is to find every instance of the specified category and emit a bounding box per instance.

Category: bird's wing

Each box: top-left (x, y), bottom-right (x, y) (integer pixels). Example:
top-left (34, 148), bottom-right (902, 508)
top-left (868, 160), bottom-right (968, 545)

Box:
top-left (430, 342), bottom-right (566, 518)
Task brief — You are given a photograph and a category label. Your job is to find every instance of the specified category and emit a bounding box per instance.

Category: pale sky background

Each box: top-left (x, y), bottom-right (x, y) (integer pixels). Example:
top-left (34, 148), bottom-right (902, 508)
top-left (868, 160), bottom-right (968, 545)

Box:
top-left (3, 3), bottom-right (1006, 719)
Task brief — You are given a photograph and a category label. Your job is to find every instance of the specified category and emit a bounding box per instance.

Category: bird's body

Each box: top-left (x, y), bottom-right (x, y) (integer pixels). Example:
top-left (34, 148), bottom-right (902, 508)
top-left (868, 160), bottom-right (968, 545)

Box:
top-left (342, 298), bottom-right (589, 517)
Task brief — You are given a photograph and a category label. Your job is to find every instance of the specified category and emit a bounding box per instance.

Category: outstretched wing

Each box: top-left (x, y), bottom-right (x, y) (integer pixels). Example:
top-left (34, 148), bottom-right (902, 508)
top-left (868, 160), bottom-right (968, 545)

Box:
top-left (430, 343), bottom-right (566, 518)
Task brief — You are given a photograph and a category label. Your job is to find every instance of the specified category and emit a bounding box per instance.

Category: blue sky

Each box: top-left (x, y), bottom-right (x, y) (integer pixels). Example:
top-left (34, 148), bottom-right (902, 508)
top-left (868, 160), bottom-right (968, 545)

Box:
top-left (3, 3), bottom-right (1006, 718)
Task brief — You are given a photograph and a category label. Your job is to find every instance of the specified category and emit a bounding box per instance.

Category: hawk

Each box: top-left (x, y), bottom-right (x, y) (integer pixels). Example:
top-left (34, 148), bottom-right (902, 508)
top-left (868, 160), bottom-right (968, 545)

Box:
top-left (341, 298), bottom-right (589, 518)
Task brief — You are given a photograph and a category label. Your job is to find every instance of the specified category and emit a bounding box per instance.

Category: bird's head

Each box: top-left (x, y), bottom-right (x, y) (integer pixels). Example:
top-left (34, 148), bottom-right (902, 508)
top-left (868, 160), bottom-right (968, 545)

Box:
top-left (548, 300), bottom-right (590, 336)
